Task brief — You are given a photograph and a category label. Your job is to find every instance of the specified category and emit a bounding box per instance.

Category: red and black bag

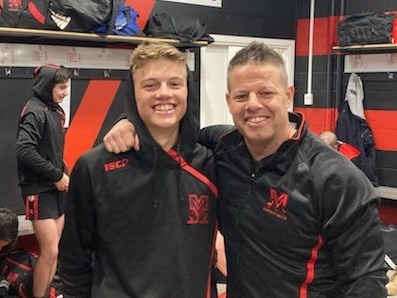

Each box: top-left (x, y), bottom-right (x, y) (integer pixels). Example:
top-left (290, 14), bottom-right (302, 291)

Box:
top-left (0, 250), bottom-right (62, 298)
top-left (0, 249), bottom-right (37, 298)
top-left (0, 0), bottom-right (55, 29)
top-left (0, 0), bottom-right (117, 32)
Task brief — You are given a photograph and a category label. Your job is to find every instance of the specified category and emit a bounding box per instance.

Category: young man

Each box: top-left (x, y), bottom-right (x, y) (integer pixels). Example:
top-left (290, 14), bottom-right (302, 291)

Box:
top-left (104, 42), bottom-right (387, 297)
top-left (59, 42), bottom-right (218, 297)
top-left (16, 64), bottom-right (70, 298)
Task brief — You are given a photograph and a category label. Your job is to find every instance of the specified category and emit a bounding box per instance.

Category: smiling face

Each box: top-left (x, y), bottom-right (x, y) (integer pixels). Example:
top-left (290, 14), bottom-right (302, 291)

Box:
top-left (133, 58), bottom-right (188, 140)
top-left (52, 80), bottom-right (70, 104)
top-left (226, 62), bottom-right (294, 159)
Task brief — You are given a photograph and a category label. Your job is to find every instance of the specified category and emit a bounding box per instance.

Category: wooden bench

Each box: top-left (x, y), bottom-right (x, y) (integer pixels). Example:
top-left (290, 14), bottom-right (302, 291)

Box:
top-left (17, 215), bottom-right (34, 236)
top-left (376, 186), bottom-right (397, 201)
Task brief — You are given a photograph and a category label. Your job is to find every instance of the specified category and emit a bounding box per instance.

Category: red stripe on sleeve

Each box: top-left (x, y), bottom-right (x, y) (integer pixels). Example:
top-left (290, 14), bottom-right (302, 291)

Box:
top-left (299, 235), bottom-right (324, 298)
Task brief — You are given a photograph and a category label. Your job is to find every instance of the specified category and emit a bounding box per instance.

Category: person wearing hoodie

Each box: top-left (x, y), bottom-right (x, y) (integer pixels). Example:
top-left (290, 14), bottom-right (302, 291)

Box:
top-left (103, 42), bottom-right (387, 297)
top-left (58, 42), bottom-right (218, 298)
top-left (16, 64), bottom-right (71, 298)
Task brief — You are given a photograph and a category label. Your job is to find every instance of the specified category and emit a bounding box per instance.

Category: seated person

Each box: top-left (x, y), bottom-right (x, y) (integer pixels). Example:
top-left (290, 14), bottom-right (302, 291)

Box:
top-left (319, 131), bottom-right (360, 166)
top-left (0, 208), bottom-right (18, 257)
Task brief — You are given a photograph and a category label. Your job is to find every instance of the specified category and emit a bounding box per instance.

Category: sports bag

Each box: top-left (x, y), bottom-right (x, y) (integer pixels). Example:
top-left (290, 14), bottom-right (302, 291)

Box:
top-left (0, 250), bottom-right (38, 298)
top-left (48, 0), bottom-right (116, 32)
top-left (144, 12), bottom-right (214, 44)
top-left (0, 250), bottom-right (62, 298)
top-left (338, 12), bottom-right (396, 46)
top-left (0, 0), bottom-right (117, 32)
top-left (0, 0), bottom-right (54, 29)
top-left (95, 5), bottom-right (143, 36)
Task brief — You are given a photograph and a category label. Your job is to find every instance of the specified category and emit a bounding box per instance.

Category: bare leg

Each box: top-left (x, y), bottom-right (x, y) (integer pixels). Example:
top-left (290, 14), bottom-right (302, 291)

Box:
top-left (50, 215), bottom-right (64, 281)
top-left (215, 231), bottom-right (227, 277)
top-left (32, 215), bottom-right (65, 297)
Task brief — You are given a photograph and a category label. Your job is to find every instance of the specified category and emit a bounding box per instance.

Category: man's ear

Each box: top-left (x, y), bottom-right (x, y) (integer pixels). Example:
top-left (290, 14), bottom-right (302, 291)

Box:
top-left (286, 85), bottom-right (295, 108)
top-left (226, 92), bottom-right (232, 112)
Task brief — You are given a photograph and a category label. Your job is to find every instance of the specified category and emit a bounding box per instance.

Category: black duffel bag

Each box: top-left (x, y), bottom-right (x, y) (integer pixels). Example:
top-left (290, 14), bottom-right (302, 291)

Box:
top-left (338, 12), bottom-right (396, 46)
top-left (49, 0), bottom-right (117, 32)
top-left (144, 12), bottom-right (214, 44)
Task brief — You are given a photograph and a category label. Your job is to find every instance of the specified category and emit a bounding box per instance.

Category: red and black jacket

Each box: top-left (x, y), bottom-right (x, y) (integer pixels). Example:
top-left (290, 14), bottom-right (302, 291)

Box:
top-left (200, 112), bottom-right (387, 298)
top-left (59, 69), bottom-right (218, 298)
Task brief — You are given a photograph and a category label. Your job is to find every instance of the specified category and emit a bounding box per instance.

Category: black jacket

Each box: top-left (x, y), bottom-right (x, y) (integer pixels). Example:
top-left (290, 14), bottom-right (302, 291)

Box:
top-left (200, 112), bottom-right (387, 298)
top-left (335, 100), bottom-right (379, 186)
top-left (59, 70), bottom-right (218, 298)
top-left (16, 65), bottom-right (66, 197)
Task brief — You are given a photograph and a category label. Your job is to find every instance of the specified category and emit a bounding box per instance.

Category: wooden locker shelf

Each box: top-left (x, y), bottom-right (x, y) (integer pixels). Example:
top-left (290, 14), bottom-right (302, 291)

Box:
top-left (333, 43), bottom-right (397, 54)
top-left (0, 26), bottom-right (208, 48)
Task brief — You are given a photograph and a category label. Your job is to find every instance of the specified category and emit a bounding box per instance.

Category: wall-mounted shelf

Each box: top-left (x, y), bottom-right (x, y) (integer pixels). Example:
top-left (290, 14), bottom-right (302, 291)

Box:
top-left (333, 43), bottom-right (397, 54)
top-left (376, 186), bottom-right (397, 201)
top-left (0, 27), bottom-right (208, 48)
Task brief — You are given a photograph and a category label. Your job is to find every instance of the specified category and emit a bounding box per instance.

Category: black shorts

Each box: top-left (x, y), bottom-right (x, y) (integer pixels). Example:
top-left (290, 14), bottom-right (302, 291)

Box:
top-left (23, 190), bottom-right (67, 220)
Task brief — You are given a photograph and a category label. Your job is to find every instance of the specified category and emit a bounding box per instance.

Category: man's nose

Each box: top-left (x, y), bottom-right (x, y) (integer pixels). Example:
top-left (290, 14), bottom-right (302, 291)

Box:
top-left (247, 93), bottom-right (262, 107)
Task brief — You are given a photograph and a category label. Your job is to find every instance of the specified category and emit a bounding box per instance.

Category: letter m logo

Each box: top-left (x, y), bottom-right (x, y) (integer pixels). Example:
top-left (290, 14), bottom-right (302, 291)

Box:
top-left (267, 188), bottom-right (289, 212)
top-left (187, 194), bottom-right (209, 224)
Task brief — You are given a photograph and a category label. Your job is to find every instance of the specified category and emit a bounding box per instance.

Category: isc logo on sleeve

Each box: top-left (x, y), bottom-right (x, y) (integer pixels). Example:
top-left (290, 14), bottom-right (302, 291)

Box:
top-left (104, 158), bottom-right (129, 172)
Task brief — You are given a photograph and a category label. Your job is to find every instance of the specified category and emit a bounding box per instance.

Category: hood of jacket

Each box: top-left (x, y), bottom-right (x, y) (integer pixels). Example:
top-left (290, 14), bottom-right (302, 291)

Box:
top-left (32, 64), bottom-right (60, 108)
top-left (123, 67), bottom-right (200, 163)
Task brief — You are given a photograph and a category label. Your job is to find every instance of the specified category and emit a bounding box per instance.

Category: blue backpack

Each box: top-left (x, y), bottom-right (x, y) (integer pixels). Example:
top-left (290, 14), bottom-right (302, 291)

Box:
top-left (95, 5), bottom-right (143, 36)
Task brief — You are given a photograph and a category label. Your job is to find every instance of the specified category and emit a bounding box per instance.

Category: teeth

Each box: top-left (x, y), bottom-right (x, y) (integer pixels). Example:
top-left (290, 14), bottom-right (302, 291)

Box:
top-left (248, 117), bottom-right (266, 123)
top-left (155, 104), bottom-right (174, 111)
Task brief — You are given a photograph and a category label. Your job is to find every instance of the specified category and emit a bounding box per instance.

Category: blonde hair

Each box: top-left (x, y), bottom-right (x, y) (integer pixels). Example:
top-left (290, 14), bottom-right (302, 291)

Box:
top-left (129, 42), bottom-right (187, 73)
